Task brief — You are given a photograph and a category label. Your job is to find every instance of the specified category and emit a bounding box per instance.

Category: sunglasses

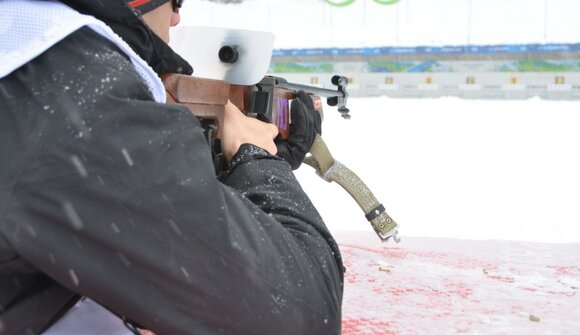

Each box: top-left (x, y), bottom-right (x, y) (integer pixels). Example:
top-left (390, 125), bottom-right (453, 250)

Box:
top-left (172, 0), bottom-right (183, 12)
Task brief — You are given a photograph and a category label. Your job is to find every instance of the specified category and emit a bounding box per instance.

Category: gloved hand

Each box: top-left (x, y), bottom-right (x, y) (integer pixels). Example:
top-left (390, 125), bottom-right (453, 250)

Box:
top-left (275, 90), bottom-right (322, 170)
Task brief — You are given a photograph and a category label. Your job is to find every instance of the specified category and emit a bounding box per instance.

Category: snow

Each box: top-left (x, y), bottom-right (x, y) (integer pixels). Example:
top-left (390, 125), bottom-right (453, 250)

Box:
top-left (298, 97), bottom-right (580, 334)
top-left (295, 97), bottom-right (580, 244)
top-left (335, 231), bottom-right (580, 335)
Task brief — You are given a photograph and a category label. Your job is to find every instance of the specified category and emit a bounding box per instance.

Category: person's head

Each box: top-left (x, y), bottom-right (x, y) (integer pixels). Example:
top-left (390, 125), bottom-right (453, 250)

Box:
top-left (128, 0), bottom-right (183, 43)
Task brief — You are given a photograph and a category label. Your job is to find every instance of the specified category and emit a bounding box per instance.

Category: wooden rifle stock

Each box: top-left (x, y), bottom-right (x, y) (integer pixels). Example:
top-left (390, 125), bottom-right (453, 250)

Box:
top-left (162, 74), bottom-right (345, 140)
top-left (161, 74), bottom-right (232, 126)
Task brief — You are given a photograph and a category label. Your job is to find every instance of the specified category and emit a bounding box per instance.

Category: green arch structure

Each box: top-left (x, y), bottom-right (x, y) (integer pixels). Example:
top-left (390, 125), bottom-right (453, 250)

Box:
top-left (372, 0), bottom-right (401, 4)
top-left (323, 0), bottom-right (401, 7)
top-left (323, 0), bottom-right (356, 7)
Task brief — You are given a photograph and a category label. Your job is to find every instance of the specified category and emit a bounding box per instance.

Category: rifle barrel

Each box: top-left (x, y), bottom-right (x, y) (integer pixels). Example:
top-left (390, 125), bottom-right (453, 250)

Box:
top-left (276, 82), bottom-right (346, 99)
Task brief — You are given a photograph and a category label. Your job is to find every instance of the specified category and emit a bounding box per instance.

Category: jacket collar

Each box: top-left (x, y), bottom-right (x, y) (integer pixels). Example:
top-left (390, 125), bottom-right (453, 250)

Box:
top-left (58, 0), bottom-right (193, 76)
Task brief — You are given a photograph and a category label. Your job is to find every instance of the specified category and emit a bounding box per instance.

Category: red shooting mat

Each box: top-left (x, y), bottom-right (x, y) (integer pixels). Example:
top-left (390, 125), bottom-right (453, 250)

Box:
top-left (335, 231), bottom-right (580, 335)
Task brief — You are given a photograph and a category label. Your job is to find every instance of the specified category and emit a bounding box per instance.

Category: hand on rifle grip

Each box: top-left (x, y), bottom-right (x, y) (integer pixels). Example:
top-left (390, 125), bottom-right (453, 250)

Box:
top-left (220, 100), bottom-right (278, 162)
top-left (275, 90), bottom-right (322, 170)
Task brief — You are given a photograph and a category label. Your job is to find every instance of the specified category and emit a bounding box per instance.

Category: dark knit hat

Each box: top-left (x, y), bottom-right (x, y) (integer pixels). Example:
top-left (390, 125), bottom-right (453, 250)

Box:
top-left (127, 0), bottom-right (171, 14)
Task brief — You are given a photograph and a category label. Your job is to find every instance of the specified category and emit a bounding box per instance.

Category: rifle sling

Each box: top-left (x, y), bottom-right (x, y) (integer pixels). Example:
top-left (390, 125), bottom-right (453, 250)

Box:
top-left (305, 135), bottom-right (400, 243)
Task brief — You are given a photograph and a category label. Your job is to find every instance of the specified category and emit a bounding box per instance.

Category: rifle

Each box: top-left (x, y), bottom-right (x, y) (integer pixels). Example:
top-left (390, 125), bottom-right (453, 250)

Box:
top-left (162, 73), bottom-right (401, 243)
top-left (162, 74), bottom-right (349, 138)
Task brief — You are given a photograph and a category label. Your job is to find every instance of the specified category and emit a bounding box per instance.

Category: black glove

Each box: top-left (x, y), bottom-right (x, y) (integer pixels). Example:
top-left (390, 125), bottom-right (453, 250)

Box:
top-left (275, 90), bottom-right (322, 170)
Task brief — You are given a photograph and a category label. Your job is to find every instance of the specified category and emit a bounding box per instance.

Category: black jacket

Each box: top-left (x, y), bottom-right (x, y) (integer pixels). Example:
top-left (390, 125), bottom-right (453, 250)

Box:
top-left (0, 1), bottom-right (343, 334)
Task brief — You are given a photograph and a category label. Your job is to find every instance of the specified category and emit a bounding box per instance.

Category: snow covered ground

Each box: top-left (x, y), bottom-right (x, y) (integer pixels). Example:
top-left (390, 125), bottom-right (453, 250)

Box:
top-left (294, 97), bottom-right (580, 334)
top-left (295, 97), bottom-right (580, 244)
top-left (335, 231), bottom-right (580, 335)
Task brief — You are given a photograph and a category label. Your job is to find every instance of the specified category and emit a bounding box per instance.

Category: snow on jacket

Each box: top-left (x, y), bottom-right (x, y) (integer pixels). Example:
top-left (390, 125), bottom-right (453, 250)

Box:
top-left (0, 0), bottom-right (344, 334)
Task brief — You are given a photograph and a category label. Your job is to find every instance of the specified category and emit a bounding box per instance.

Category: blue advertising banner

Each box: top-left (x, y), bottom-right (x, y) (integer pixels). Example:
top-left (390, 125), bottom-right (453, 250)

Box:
top-left (272, 43), bottom-right (580, 58)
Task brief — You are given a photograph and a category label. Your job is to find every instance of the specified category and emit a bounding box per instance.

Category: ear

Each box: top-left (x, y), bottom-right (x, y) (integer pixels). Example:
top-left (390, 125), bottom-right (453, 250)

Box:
top-left (170, 11), bottom-right (180, 27)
